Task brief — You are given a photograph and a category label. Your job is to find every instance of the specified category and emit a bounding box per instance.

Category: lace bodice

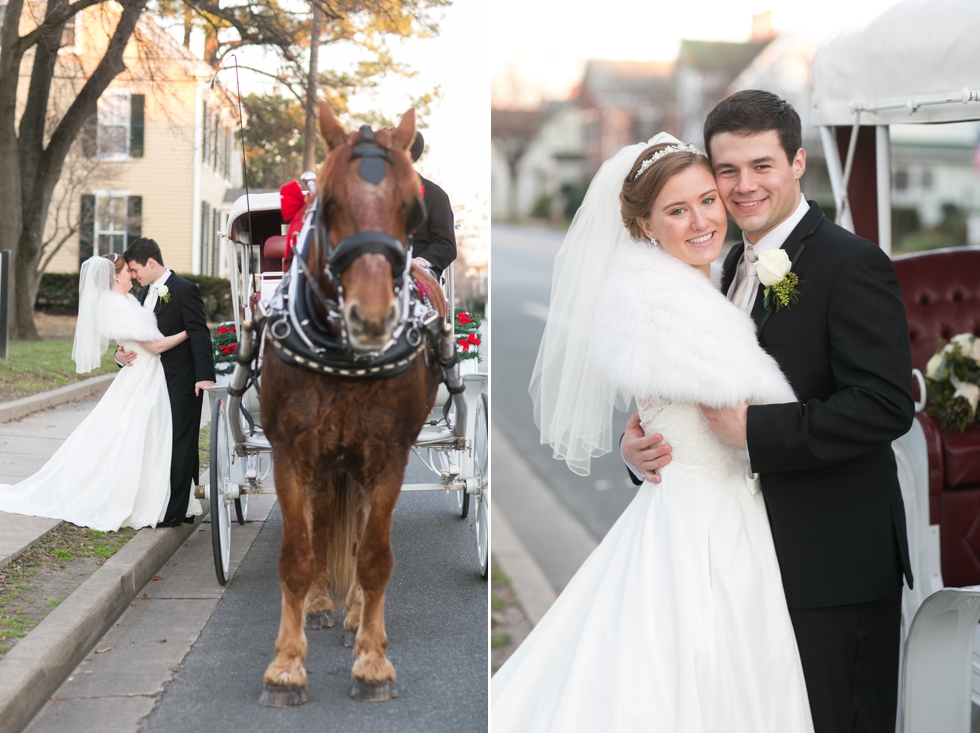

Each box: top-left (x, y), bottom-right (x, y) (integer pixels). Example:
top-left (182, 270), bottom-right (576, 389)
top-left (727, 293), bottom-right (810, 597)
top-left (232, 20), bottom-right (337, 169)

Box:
top-left (637, 398), bottom-right (745, 478)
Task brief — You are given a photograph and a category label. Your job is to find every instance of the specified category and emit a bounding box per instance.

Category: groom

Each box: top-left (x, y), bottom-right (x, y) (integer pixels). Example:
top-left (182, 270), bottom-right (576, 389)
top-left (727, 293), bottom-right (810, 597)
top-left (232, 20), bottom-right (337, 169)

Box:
top-left (117, 238), bottom-right (216, 527)
top-left (623, 91), bottom-right (915, 732)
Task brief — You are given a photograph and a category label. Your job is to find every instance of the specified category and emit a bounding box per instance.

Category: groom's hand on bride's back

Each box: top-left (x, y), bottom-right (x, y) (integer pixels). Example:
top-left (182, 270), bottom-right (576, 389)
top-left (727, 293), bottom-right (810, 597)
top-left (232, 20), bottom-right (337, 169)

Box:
top-left (115, 346), bottom-right (137, 367)
top-left (622, 410), bottom-right (671, 483)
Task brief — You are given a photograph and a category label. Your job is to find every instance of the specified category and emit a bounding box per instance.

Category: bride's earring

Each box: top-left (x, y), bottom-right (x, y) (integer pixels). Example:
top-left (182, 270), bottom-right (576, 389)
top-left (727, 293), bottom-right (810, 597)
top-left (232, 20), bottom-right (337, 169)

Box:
top-left (649, 237), bottom-right (659, 247)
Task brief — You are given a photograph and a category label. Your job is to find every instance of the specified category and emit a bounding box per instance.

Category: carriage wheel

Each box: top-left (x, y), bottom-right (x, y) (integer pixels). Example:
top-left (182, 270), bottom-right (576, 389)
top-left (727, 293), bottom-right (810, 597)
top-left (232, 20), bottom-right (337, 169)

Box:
top-left (444, 398), bottom-right (469, 518)
top-left (210, 398), bottom-right (233, 585)
top-left (235, 494), bottom-right (248, 525)
top-left (472, 393), bottom-right (489, 579)
top-left (456, 478), bottom-right (470, 519)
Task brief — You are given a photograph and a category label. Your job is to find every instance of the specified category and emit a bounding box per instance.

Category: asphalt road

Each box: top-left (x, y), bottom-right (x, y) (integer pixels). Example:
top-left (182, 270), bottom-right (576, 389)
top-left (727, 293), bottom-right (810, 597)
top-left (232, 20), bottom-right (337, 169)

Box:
top-left (142, 458), bottom-right (488, 733)
top-left (492, 224), bottom-right (639, 568)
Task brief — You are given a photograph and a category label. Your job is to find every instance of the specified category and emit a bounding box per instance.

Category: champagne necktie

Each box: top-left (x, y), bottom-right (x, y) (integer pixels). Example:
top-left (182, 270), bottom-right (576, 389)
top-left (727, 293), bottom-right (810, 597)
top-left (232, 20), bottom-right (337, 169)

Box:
top-left (730, 244), bottom-right (758, 313)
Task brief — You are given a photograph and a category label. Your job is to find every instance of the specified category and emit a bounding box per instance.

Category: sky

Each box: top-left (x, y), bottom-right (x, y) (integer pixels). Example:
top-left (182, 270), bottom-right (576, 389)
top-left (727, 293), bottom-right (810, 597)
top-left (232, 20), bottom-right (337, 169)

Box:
top-left (351, 1), bottom-right (489, 212)
top-left (490, 0), bottom-right (906, 106)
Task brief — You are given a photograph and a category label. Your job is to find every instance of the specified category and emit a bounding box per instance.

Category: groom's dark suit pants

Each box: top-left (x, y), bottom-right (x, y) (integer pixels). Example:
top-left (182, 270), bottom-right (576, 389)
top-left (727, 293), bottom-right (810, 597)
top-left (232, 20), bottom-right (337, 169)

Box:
top-left (789, 587), bottom-right (902, 733)
top-left (165, 386), bottom-right (203, 523)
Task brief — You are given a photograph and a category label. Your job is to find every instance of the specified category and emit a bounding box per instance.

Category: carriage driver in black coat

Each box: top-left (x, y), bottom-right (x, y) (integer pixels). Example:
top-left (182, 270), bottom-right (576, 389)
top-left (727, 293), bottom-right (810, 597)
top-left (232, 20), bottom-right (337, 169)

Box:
top-left (408, 132), bottom-right (457, 282)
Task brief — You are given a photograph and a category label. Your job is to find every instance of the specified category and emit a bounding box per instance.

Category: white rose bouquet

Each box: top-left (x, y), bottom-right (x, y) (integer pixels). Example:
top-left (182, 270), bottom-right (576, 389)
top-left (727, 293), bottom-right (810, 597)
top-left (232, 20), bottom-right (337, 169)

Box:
top-left (925, 332), bottom-right (980, 432)
top-left (754, 249), bottom-right (800, 311)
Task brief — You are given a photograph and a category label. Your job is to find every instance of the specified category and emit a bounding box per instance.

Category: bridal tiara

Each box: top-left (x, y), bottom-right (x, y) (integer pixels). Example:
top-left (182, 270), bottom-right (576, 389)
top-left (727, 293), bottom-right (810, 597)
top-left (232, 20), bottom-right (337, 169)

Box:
top-left (633, 143), bottom-right (706, 181)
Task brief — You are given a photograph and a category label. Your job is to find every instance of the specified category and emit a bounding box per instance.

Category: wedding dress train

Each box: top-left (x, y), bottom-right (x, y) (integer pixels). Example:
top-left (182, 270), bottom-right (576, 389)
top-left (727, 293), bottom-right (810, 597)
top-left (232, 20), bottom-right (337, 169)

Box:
top-left (0, 294), bottom-right (173, 531)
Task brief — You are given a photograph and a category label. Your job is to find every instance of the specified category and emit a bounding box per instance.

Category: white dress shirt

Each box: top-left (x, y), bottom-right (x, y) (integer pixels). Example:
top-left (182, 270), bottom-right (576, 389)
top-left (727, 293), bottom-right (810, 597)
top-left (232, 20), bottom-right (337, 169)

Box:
top-left (143, 268), bottom-right (173, 311)
top-left (726, 195), bottom-right (810, 312)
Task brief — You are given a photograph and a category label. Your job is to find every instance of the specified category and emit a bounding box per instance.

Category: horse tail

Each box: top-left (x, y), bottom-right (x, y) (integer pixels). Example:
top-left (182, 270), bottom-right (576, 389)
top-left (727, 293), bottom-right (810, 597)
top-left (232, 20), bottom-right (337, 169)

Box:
top-left (328, 473), bottom-right (359, 605)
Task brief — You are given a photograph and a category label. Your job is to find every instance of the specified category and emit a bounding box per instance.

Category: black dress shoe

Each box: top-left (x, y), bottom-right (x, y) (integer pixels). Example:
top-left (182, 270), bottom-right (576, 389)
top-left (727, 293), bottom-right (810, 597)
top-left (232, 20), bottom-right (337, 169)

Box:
top-left (182, 516), bottom-right (195, 524)
top-left (155, 517), bottom-right (182, 528)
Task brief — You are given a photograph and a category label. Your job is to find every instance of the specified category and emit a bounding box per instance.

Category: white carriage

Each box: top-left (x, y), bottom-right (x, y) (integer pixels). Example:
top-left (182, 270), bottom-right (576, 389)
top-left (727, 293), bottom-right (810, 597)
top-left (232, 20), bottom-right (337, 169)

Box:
top-left (200, 185), bottom-right (489, 585)
top-left (811, 1), bottom-right (980, 727)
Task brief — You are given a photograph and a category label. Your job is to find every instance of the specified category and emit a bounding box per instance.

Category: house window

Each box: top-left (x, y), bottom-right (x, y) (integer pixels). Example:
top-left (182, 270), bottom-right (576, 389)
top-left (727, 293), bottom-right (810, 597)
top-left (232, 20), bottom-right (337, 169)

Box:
top-left (894, 169), bottom-right (909, 191)
top-left (95, 194), bottom-right (129, 255)
top-left (921, 169), bottom-right (934, 190)
top-left (97, 91), bottom-right (131, 158)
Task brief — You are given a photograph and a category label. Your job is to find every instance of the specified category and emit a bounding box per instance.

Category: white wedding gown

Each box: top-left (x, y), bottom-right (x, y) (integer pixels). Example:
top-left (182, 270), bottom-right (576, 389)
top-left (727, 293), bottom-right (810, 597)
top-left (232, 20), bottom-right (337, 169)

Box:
top-left (491, 398), bottom-right (813, 732)
top-left (0, 294), bottom-right (173, 531)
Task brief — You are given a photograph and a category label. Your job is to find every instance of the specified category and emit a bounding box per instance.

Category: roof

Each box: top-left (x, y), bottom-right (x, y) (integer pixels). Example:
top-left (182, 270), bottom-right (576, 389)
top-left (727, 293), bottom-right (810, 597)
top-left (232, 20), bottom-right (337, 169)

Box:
top-left (578, 59), bottom-right (674, 108)
top-left (811, 0), bottom-right (980, 125)
top-left (678, 39), bottom-right (772, 82)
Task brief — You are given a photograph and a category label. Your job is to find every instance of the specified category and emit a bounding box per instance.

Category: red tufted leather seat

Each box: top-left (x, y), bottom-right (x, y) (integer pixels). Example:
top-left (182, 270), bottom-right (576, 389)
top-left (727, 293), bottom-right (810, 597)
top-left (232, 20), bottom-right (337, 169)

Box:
top-left (262, 235), bottom-right (286, 272)
top-left (894, 247), bottom-right (980, 586)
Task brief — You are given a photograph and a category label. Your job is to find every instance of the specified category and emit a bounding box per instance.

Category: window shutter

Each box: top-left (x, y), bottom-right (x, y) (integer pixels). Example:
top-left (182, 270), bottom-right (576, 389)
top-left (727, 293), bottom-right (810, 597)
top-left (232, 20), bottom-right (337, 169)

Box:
top-left (80, 114), bottom-right (97, 158)
top-left (129, 94), bottom-right (144, 157)
top-left (126, 196), bottom-right (142, 248)
top-left (201, 101), bottom-right (209, 163)
top-left (79, 194), bottom-right (95, 264)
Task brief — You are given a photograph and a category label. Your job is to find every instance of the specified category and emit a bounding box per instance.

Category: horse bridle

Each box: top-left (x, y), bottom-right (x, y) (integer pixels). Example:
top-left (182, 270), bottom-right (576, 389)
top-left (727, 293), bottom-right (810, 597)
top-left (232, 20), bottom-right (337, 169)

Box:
top-left (315, 125), bottom-right (427, 289)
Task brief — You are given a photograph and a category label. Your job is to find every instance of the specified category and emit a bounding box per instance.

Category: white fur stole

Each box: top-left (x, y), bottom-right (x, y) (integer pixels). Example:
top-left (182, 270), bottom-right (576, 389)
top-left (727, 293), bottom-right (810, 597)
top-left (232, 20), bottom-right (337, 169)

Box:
top-left (592, 241), bottom-right (796, 408)
top-left (100, 293), bottom-right (164, 342)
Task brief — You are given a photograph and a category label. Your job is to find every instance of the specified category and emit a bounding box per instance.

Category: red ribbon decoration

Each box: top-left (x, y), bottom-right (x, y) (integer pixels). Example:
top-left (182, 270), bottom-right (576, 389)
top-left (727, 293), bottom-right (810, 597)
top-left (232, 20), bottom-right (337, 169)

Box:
top-left (280, 181), bottom-right (308, 269)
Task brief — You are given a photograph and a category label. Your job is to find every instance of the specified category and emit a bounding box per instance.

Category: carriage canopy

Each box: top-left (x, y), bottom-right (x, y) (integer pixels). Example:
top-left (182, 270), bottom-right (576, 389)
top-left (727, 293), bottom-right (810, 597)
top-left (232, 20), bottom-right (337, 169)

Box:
top-left (811, 0), bottom-right (980, 127)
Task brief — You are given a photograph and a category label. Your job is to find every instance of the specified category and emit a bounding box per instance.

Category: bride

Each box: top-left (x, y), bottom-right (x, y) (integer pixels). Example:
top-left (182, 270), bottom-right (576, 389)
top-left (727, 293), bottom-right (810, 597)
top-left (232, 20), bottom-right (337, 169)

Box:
top-left (491, 135), bottom-right (813, 732)
top-left (0, 253), bottom-right (189, 532)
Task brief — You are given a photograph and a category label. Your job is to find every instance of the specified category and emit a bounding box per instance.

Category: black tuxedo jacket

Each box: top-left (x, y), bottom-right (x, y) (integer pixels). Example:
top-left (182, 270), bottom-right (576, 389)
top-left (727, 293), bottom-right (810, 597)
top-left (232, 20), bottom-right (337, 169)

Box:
top-left (721, 202), bottom-right (914, 608)
top-left (413, 177), bottom-right (457, 279)
top-left (137, 273), bottom-right (216, 391)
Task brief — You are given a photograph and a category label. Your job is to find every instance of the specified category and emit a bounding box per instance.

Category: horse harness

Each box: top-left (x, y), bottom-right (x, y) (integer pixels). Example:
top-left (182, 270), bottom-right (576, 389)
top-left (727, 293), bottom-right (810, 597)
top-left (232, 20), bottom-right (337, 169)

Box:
top-left (248, 125), bottom-right (463, 392)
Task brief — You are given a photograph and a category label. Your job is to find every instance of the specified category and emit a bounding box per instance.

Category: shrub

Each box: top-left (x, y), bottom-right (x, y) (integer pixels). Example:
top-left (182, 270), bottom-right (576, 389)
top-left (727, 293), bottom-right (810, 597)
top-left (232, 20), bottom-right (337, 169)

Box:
top-left (35, 272), bottom-right (233, 323)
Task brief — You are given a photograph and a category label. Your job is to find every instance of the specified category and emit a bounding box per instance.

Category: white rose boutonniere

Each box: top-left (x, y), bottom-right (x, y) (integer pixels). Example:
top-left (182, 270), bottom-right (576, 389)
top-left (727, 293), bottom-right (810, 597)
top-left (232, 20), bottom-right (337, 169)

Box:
top-left (156, 284), bottom-right (171, 304)
top-left (754, 249), bottom-right (801, 311)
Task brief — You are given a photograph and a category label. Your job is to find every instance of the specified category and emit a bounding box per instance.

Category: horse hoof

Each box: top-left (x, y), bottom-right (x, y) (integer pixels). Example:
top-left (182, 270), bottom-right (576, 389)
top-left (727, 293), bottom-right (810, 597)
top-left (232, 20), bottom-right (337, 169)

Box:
top-left (343, 630), bottom-right (356, 648)
top-left (258, 683), bottom-right (308, 707)
top-left (306, 611), bottom-right (334, 630)
top-left (350, 679), bottom-right (398, 702)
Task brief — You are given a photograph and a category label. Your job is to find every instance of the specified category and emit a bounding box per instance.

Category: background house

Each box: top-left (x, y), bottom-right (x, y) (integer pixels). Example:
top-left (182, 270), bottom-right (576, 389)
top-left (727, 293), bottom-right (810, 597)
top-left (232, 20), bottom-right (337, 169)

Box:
top-left (37, 9), bottom-right (242, 278)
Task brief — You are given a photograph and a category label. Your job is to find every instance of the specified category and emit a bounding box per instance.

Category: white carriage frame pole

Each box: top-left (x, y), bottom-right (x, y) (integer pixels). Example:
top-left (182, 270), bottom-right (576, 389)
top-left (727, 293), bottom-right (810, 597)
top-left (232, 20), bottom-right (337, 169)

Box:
top-left (819, 125), bottom-right (856, 234)
top-left (876, 125), bottom-right (892, 256)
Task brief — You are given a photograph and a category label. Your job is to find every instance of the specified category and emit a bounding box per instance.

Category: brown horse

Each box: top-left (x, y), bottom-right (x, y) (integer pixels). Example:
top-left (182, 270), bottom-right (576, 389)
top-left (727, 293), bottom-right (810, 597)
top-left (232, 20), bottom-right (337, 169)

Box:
top-left (258, 103), bottom-right (446, 705)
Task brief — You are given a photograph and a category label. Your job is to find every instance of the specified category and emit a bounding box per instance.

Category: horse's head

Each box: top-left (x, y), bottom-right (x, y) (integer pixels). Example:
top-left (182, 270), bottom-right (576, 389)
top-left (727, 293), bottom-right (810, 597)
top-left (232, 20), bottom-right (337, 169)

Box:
top-left (315, 103), bottom-right (424, 352)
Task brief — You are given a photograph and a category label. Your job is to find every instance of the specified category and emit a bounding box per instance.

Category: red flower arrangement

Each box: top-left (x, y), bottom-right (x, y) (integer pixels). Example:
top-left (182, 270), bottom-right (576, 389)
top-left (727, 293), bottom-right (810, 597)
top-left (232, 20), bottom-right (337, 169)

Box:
top-left (213, 321), bottom-right (238, 375)
top-left (454, 311), bottom-right (482, 362)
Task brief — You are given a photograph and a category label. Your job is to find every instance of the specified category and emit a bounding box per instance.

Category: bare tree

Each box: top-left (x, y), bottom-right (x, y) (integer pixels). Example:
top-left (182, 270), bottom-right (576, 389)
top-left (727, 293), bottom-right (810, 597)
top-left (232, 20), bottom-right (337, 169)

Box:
top-left (491, 106), bottom-right (545, 221)
top-left (0, 0), bottom-right (148, 339)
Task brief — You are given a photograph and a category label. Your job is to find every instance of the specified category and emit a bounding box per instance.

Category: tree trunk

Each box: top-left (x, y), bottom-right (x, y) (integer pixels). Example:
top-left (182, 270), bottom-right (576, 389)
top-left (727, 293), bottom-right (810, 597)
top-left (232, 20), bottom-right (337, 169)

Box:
top-left (6, 0), bottom-right (148, 339)
top-left (302, 2), bottom-right (321, 173)
top-left (507, 161), bottom-right (519, 222)
top-left (0, 0), bottom-right (28, 337)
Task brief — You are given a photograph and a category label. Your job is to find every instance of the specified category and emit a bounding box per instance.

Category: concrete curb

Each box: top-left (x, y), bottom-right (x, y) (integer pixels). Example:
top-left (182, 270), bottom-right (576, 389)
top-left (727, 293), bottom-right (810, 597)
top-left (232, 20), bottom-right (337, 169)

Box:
top-left (0, 373), bottom-right (116, 424)
top-left (0, 515), bottom-right (202, 733)
top-left (492, 509), bottom-right (557, 626)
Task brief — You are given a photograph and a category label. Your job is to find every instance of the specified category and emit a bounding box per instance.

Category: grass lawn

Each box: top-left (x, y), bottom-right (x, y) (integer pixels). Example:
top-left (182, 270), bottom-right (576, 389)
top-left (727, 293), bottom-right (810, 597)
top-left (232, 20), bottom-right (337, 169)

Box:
top-left (0, 523), bottom-right (135, 658)
top-left (0, 340), bottom-right (117, 403)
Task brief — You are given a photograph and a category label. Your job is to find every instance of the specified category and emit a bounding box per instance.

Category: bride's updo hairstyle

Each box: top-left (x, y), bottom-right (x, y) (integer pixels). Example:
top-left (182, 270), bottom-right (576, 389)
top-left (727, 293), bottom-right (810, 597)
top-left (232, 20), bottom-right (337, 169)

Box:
top-left (620, 143), bottom-right (712, 241)
top-left (101, 252), bottom-right (125, 274)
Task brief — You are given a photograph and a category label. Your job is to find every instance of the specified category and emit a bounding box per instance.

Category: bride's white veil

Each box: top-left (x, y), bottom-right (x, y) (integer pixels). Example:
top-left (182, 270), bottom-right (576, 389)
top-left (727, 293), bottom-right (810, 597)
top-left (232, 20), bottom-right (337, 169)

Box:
top-left (72, 256), bottom-right (114, 373)
top-left (529, 132), bottom-right (682, 476)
